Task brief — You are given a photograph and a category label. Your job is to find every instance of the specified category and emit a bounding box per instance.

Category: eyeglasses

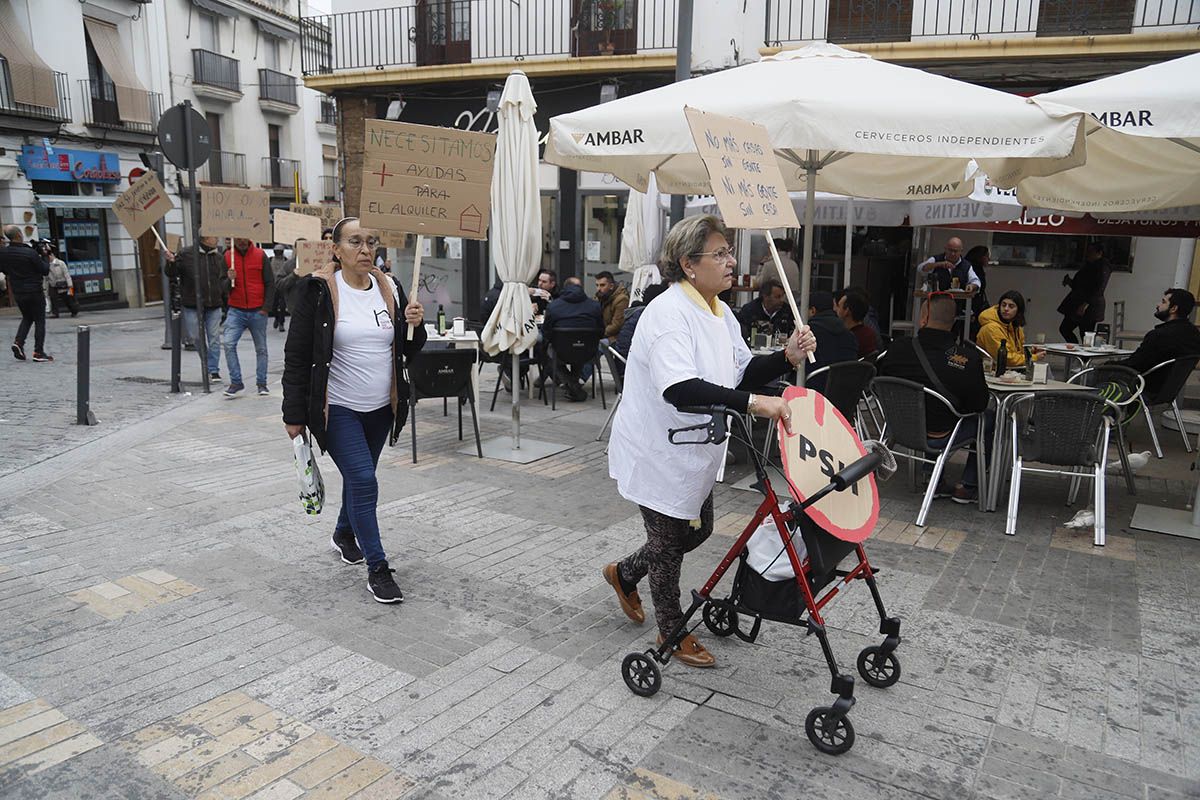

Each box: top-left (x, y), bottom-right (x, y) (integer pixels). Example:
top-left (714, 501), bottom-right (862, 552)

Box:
top-left (343, 236), bottom-right (380, 251)
top-left (691, 247), bottom-right (736, 262)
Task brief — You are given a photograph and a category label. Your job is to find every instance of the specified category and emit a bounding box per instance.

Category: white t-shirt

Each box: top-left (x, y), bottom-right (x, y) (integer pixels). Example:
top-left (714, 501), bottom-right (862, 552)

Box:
top-left (327, 270), bottom-right (394, 412)
top-left (608, 282), bottom-right (752, 519)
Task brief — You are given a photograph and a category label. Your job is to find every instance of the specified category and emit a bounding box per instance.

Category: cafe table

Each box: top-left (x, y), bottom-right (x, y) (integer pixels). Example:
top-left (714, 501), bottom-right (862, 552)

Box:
top-left (983, 375), bottom-right (1084, 512)
top-left (1039, 342), bottom-right (1134, 375)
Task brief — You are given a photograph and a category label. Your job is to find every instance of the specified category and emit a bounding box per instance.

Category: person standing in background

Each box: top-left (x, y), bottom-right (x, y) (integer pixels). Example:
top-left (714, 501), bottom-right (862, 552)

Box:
top-left (223, 238), bottom-right (275, 397)
top-left (1057, 242), bottom-right (1112, 343)
top-left (269, 244), bottom-right (290, 332)
top-left (1, 225), bottom-right (51, 362)
top-left (42, 243), bottom-right (77, 319)
top-left (757, 237), bottom-right (799, 291)
top-left (166, 236), bottom-right (228, 380)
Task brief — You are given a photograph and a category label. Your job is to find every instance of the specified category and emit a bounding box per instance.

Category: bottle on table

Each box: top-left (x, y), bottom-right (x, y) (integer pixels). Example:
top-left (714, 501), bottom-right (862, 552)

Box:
top-left (436, 304), bottom-right (447, 335)
top-left (996, 341), bottom-right (1007, 377)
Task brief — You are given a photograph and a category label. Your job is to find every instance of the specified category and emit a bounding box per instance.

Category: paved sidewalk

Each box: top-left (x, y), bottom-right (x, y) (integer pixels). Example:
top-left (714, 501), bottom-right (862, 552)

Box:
top-left (0, 324), bottom-right (1198, 798)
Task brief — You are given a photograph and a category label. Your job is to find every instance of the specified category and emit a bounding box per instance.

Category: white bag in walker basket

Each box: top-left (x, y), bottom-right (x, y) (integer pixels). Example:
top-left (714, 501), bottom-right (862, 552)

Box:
top-left (292, 433), bottom-right (325, 515)
top-left (745, 517), bottom-right (807, 581)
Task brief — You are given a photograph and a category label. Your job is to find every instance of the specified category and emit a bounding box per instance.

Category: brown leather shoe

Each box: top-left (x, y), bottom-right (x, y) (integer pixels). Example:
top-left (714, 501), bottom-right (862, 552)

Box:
top-left (658, 633), bottom-right (715, 668)
top-left (602, 563), bottom-right (644, 624)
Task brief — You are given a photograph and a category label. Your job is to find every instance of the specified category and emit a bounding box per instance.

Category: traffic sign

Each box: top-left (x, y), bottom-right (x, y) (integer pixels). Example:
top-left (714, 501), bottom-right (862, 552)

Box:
top-left (128, 167), bottom-right (146, 184)
top-left (157, 104), bottom-right (211, 170)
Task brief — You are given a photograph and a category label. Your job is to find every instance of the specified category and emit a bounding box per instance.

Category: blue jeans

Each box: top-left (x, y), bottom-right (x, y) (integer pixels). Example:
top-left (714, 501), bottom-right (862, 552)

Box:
top-left (927, 411), bottom-right (994, 489)
top-left (223, 307), bottom-right (269, 387)
top-left (183, 307), bottom-right (222, 375)
top-left (326, 404), bottom-right (394, 569)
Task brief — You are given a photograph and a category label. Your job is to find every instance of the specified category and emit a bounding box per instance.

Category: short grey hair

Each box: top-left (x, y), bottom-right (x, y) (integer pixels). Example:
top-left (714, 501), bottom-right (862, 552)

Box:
top-left (2, 224), bottom-right (21, 242)
top-left (658, 215), bottom-right (728, 283)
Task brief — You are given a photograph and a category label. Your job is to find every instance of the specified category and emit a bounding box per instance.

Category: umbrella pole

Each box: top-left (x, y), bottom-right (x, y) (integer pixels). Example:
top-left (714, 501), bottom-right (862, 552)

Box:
top-left (512, 349), bottom-right (520, 449)
top-left (843, 197), bottom-right (853, 289)
top-left (799, 153), bottom-right (817, 381)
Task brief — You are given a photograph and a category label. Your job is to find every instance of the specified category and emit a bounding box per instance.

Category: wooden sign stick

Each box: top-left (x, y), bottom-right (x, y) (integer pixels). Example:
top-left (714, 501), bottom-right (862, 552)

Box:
top-left (764, 232), bottom-right (816, 363)
top-left (148, 225), bottom-right (169, 254)
top-left (406, 234), bottom-right (424, 341)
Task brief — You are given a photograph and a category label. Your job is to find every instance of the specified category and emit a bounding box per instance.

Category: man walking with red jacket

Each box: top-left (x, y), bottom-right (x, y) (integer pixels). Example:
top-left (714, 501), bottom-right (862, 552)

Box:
top-left (222, 237), bottom-right (275, 397)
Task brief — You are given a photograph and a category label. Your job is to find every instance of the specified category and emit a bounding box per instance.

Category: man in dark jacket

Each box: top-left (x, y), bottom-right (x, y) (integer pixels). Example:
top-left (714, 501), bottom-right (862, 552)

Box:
top-left (223, 238), bottom-right (275, 397)
top-left (1115, 289), bottom-right (1200, 397)
top-left (166, 236), bottom-right (228, 379)
top-left (1, 225), bottom-right (52, 361)
top-left (1057, 242), bottom-right (1112, 343)
top-left (738, 279), bottom-right (794, 338)
top-left (806, 290), bottom-right (858, 393)
top-left (542, 276), bottom-right (603, 401)
top-left (879, 293), bottom-right (990, 504)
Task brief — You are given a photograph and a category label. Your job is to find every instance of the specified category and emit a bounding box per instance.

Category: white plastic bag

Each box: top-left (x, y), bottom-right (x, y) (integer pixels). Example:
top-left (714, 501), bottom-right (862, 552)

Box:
top-left (292, 433), bottom-right (324, 515)
top-left (745, 517), bottom-right (808, 581)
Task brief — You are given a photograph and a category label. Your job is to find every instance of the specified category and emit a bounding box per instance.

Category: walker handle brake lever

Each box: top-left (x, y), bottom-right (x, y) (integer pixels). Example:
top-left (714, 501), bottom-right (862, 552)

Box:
top-left (668, 405), bottom-right (730, 445)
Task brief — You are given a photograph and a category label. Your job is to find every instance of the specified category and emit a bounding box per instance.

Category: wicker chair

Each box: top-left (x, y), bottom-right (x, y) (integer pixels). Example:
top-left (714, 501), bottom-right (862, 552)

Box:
top-left (870, 376), bottom-right (987, 526)
top-left (1066, 363), bottom-right (1144, 495)
top-left (1005, 391), bottom-right (1118, 546)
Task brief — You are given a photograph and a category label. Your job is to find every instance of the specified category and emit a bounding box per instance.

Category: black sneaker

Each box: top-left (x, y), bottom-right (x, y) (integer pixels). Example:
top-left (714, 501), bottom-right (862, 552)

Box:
top-left (12, 342), bottom-right (25, 361)
top-left (257, 384), bottom-right (269, 396)
top-left (223, 382), bottom-right (244, 398)
top-left (330, 532), bottom-right (364, 565)
top-left (31, 352), bottom-right (53, 363)
top-left (367, 562), bottom-right (403, 604)
top-left (209, 372), bottom-right (221, 381)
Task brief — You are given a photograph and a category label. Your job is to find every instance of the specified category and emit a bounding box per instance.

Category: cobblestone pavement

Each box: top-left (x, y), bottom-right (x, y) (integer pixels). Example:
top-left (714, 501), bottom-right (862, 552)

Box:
top-left (0, 318), bottom-right (1198, 799)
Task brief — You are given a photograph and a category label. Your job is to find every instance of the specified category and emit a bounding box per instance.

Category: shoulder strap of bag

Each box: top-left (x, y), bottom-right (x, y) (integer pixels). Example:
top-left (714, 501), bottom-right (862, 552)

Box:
top-left (911, 336), bottom-right (962, 410)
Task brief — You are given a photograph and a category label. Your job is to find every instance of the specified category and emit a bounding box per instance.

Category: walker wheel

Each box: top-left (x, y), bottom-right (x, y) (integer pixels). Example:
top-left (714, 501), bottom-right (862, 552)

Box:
top-left (702, 601), bottom-right (738, 638)
top-left (856, 645), bottom-right (901, 688)
top-left (805, 707), bottom-right (855, 755)
top-left (621, 651), bottom-right (662, 697)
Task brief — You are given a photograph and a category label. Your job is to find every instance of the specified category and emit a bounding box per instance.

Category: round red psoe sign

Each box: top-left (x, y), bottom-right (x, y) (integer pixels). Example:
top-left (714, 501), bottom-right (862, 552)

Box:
top-left (128, 167), bottom-right (146, 184)
top-left (777, 386), bottom-right (879, 543)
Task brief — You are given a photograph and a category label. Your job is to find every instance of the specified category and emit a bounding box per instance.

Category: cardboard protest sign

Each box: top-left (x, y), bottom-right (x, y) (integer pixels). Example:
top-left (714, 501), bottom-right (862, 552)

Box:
top-left (778, 386), bottom-right (879, 543)
top-left (289, 202), bottom-right (341, 231)
top-left (683, 107), bottom-right (800, 231)
top-left (296, 240), bottom-right (335, 276)
top-left (112, 172), bottom-right (174, 238)
top-left (273, 209), bottom-right (323, 246)
top-left (154, 232), bottom-right (182, 253)
top-left (201, 187), bottom-right (270, 240)
top-left (376, 230), bottom-right (409, 248)
top-left (360, 120), bottom-right (495, 239)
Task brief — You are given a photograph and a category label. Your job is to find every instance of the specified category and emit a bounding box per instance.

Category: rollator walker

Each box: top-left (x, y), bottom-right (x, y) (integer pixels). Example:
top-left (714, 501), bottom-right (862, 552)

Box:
top-left (619, 387), bottom-right (901, 755)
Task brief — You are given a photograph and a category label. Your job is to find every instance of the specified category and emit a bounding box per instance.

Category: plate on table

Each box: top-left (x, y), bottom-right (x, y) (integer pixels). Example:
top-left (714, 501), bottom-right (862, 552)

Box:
top-left (988, 372), bottom-right (1033, 386)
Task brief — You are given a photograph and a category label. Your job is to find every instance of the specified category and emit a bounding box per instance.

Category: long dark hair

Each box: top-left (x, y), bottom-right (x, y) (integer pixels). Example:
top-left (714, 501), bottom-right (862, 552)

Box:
top-left (996, 290), bottom-right (1025, 327)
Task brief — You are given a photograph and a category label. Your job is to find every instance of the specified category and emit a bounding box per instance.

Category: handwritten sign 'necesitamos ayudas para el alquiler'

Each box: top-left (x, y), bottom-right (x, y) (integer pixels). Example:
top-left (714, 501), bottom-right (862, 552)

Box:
top-left (359, 120), bottom-right (495, 240)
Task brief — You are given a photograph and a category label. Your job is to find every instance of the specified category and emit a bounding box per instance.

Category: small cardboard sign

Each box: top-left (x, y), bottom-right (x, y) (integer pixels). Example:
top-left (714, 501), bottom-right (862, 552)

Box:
top-left (201, 187), bottom-right (270, 240)
top-left (273, 209), bottom-right (323, 246)
top-left (360, 119), bottom-right (496, 239)
top-left (289, 202), bottom-right (342, 231)
top-left (296, 240), bottom-right (335, 276)
top-left (112, 172), bottom-right (174, 238)
top-left (154, 232), bottom-right (182, 253)
top-left (683, 107), bottom-right (800, 230)
top-left (778, 386), bottom-right (879, 543)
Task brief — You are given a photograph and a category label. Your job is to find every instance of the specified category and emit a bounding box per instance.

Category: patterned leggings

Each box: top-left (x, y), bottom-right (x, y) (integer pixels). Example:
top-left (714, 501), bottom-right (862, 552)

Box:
top-left (618, 493), bottom-right (715, 638)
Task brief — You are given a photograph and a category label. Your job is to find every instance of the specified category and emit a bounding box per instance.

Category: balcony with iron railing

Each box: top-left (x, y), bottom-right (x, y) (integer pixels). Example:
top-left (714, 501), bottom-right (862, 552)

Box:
top-left (300, 0), bottom-right (677, 75)
top-left (0, 57), bottom-right (70, 122)
top-left (321, 174), bottom-right (338, 202)
top-left (320, 97), bottom-right (337, 126)
top-left (193, 49), bottom-right (242, 98)
top-left (263, 157), bottom-right (301, 192)
top-left (198, 150), bottom-right (247, 187)
top-left (764, 0), bottom-right (1200, 46)
top-left (78, 79), bottom-right (161, 134)
top-left (258, 68), bottom-right (298, 110)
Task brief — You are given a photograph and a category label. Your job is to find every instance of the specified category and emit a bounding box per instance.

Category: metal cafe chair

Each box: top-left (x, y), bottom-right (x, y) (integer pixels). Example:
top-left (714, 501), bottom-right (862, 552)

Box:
top-left (870, 376), bottom-right (988, 526)
top-left (1137, 356), bottom-right (1200, 458)
top-left (596, 341), bottom-right (627, 441)
top-left (406, 348), bottom-right (482, 464)
top-left (1004, 391), bottom-right (1120, 547)
top-left (542, 327), bottom-right (606, 411)
top-left (1066, 363), bottom-right (1145, 495)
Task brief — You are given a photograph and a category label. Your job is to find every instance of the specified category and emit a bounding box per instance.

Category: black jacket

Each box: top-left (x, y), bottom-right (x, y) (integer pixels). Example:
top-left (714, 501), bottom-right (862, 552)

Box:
top-left (281, 266), bottom-right (427, 452)
top-left (165, 245), bottom-right (228, 309)
top-left (1057, 257), bottom-right (1111, 322)
top-left (1115, 317), bottom-right (1200, 398)
top-left (878, 328), bottom-right (988, 435)
top-left (737, 298), bottom-right (795, 337)
top-left (543, 283), bottom-right (603, 340)
top-left (0, 242), bottom-right (49, 295)
top-left (809, 309), bottom-right (859, 376)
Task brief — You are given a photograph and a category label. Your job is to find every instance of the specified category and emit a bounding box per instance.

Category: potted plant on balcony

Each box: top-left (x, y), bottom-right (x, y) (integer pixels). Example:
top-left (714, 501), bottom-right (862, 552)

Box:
top-left (594, 0), bottom-right (624, 55)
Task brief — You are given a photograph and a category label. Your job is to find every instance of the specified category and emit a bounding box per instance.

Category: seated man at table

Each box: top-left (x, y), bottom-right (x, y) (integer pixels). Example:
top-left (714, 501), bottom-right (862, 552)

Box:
top-left (878, 293), bottom-right (990, 504)
top-left (807, 290), bottom-right (859, 393)
top-left (738, 279), bottom-right (794, 339)
top-left (542, 276), bottom-right (603, 401)
top-left (835, 287), bottom-right (881, 358)
top-left (1113, 288), bottom-right (1200, 396)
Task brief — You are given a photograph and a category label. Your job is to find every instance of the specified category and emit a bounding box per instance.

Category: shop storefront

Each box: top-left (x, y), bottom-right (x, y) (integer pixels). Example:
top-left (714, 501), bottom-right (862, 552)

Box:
top-left (19, 144), bottom-right (122, 305)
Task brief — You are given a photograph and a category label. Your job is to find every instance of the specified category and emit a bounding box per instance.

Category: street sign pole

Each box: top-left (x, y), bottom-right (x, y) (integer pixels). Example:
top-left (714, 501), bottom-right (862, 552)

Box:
top-left (181, 100), bottom-right (210, 395)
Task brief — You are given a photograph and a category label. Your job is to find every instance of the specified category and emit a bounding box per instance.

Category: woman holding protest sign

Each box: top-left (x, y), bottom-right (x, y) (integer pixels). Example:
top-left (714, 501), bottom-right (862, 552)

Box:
top-left (282, 217), bottom-right (426, 604)
top-left (602, 215), bottom-right (816, 667)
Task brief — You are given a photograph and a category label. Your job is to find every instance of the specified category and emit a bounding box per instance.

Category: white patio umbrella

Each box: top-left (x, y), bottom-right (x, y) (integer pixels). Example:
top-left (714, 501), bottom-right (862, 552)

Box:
top-left (1019, 53), bottom-right (1200, 213)
top-left (481, 70), bottom-right (545, 455)
top-left (618, 173), bottom-right (663, 302)
top-left (545, 43), bottom-right (1089, 316)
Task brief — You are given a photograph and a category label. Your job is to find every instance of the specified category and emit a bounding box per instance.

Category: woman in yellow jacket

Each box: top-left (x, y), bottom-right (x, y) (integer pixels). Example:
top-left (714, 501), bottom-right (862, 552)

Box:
top-left (977, 291), bottom-right (1041, 367)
